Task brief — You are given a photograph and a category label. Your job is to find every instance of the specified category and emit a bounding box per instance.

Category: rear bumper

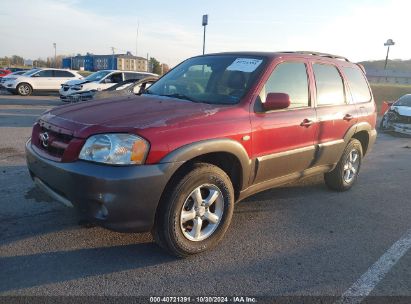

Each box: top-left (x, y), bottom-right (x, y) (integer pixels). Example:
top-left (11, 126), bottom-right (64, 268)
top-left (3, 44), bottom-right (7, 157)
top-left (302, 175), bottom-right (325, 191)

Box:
top-left (26, 140), bottom-right (182, 232)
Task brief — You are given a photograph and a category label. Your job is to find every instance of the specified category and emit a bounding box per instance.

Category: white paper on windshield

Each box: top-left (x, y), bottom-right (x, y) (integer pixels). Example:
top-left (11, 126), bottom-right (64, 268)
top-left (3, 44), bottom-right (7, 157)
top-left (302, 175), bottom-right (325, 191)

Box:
top-left (227, 58), bottom-right (263, 73)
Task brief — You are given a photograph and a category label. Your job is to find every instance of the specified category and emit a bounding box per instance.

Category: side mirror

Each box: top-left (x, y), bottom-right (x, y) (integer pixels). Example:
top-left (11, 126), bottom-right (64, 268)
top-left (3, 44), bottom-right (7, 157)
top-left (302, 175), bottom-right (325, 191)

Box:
top-left (263, 93), bottom-right (290, 111)
top-left (104, 78), bottom-right (112, 84)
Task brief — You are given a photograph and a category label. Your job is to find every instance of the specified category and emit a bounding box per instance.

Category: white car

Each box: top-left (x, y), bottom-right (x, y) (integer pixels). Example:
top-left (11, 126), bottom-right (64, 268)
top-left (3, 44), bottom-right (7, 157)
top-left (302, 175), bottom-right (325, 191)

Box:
top-left (3, 68), bottom-right (83, 96)
top-left (59, 70), bottom-right (157, 101)
top-left (0, 70), bottom-right (30, 88)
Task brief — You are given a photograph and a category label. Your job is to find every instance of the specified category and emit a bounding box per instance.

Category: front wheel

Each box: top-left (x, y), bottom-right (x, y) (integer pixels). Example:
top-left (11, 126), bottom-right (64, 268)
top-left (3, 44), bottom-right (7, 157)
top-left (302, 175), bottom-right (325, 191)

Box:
top-left (17, 83), bottom-right (33, 96)
top-left (152, 163), bottom-right (234, 257)
top-left (324, 139), bottom-right (363, 191)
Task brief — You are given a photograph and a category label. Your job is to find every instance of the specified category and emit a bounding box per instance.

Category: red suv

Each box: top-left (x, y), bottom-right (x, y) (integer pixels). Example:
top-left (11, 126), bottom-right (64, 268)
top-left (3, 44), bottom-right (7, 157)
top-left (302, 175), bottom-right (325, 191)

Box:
top-left (26, 52), bottom-right (377, 257)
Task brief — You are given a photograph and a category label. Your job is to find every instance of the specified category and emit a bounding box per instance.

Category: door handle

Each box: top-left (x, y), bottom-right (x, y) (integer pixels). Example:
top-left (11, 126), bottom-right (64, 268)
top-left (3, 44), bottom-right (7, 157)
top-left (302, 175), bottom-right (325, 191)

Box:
top-left (343, 114), bottom-right (354, 121)
top-left (300, 119), bottom-right (314, 127)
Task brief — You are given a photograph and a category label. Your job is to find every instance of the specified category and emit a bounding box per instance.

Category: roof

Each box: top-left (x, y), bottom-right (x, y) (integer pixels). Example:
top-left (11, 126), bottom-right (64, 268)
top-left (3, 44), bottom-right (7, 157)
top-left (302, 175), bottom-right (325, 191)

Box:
top-left (201, 51), bottom-right (351, 62)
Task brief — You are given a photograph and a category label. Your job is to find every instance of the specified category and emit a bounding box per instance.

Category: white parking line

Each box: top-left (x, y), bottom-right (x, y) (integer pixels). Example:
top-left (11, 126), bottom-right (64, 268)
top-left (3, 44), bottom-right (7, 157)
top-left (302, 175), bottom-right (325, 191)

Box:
top-left (335, 227), bottom-right (411, 304)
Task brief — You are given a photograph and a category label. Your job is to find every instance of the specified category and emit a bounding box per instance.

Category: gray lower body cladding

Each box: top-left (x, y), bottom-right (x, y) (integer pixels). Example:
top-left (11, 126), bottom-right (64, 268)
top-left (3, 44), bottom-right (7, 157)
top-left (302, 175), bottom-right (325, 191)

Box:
top-left (26, 140), bottom-right (180, 232)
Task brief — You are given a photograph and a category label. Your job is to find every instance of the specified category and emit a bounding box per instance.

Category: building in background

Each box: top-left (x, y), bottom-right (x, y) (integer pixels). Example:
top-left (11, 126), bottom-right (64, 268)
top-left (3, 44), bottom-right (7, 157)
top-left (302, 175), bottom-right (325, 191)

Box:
top-left (62, 52), bottom-right (148, 72)
top-left (365, 68), bottom-right (411, 84)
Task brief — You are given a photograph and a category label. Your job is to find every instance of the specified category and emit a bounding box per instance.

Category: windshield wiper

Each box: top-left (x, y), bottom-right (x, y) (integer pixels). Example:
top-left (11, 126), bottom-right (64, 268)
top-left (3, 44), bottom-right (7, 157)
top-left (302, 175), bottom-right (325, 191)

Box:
top-left (160, 93), bottom-right (200, 103)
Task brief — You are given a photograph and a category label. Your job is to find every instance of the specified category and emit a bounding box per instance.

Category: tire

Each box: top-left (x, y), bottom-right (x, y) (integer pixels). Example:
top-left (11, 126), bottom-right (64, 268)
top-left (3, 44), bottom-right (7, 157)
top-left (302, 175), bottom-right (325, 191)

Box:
top-left (152, 163), bottom-right (235, 257)
top-left (324, 139), bottom-right (363, 192)
top-left (17, 83), bottom-right (33, 96)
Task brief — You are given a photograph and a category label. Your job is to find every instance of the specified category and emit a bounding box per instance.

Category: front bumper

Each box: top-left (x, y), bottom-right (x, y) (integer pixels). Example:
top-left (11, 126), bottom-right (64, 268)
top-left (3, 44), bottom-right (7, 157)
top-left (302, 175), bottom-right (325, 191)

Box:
top-left (392, 123), bottom-right (411, 136)
top-left (26, 140), bottom-right (182, 232)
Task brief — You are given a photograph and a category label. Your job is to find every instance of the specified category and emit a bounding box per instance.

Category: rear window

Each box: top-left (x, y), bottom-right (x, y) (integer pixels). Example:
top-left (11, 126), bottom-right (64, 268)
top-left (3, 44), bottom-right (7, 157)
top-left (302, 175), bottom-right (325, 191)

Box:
top-left (343, 66), bottom-right (372, 103)
top-left (313, 64), bottom-right (346, 106)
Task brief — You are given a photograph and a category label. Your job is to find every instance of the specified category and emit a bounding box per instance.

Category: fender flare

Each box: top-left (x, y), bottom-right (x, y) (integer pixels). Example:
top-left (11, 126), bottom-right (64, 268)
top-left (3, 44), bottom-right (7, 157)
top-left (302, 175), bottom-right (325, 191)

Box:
top-left (159, 139), bottom-right (252, 189)
top-left (343, 122), bottom-right (375, 154)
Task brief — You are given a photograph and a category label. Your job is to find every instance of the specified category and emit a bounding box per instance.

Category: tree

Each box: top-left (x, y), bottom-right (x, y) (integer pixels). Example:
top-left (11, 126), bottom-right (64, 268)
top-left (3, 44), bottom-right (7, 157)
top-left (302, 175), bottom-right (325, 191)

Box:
top-left (149, 57), bottom-right (162, 75)
top-left (11, 55), bottom-right (24, 66)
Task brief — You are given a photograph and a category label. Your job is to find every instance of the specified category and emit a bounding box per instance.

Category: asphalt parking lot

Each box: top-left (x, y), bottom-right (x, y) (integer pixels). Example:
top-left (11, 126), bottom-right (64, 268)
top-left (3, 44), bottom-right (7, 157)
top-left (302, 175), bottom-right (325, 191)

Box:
top-left (0, 93), bottom-right (411, 301)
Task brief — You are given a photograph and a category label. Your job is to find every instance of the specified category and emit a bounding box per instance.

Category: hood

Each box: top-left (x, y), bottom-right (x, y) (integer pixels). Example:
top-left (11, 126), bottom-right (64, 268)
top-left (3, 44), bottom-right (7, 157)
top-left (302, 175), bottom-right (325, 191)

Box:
top-left (65, 79), bottom-right (89, 86)
top-left (393, 106), bottom-right (411, 117)
top-left (39, 95), bottom-right (223, 138)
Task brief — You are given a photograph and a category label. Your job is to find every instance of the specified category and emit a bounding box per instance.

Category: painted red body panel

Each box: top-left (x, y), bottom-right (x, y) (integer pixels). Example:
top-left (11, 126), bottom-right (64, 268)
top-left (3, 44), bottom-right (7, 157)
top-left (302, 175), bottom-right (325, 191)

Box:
top-left (33, 52), bottom-right (377, 166)
top-left (0, 69), bottom-right (11, 78)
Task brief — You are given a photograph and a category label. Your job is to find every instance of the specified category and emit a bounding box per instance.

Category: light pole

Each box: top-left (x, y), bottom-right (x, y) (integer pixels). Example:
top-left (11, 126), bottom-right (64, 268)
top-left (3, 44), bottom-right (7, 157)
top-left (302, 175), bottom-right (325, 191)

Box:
top-left (202, 14), bottom-right (208, 55)
top-left (53, 43), bottom-right (57, 68)
top-left (384, 39), bottom-right (395, 70)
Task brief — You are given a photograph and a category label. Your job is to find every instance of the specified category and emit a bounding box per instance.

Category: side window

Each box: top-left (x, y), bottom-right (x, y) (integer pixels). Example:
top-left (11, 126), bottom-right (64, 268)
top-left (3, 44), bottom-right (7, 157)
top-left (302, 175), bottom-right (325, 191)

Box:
top-left (313, 64), bottom-right (346, 106)
top-left (260, 62), bottom-right (309, 109)
top-left (54, 70), bottom-right (75, 78)
top-left (124, 73), bottom-right (142, 80)
top-left (343, 66), bottom-right (372, 103)
top-left (35, 70), bottom-right (54, 77)
top-left (108, 73), bottom-right (123, 83)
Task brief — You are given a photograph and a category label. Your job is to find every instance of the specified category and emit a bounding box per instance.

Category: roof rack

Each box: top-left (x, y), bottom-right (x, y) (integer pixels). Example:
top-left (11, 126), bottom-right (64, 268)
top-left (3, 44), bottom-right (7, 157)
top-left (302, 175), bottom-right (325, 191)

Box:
top-left (280, 51), bottom-right (350, 62)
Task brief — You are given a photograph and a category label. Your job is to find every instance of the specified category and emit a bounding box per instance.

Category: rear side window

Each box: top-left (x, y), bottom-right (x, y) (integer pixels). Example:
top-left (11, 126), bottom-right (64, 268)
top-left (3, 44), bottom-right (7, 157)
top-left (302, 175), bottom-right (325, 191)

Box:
top-left (261, 62), bottom-right (309, 109)
top-left (54, 70), bottom-right (75, 77)
top-left (313, 64), bottom-right (345, 106)
top-left (124, 72), bottom-right (143, 80)
top-left (343, 67), bottom-right (371, 103)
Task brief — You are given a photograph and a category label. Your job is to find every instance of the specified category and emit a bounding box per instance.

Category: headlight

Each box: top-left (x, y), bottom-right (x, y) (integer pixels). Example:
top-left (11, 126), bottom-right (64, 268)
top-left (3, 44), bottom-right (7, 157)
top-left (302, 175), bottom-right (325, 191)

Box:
top-left (79, 134), bottom-right (149, 165)
top-left (72, 85), bottom-right (83, 90)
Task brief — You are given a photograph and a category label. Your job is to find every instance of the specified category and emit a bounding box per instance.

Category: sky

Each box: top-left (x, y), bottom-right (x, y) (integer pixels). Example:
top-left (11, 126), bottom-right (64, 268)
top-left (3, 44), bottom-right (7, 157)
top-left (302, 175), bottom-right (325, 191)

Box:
top-left (0, 0), bottom-right (410, 67)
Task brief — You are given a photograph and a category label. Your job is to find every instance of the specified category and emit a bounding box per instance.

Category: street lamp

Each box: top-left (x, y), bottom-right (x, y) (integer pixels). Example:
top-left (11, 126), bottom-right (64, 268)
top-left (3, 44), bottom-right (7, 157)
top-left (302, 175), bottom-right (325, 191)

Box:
top-left (53, 43), bottom-right (57, 68)
top-left (384, 39), bottom-right (395, 70)
top-left (202, 14), bottom-right (208, 55)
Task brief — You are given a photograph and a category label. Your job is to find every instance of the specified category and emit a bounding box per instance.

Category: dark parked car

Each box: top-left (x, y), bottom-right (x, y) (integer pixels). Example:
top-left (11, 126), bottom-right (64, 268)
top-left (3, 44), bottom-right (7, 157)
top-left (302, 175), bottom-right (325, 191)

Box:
top-left (64, 76), bottom-right (159, 102)
top-left (26, 51), bottom-right (377, 257)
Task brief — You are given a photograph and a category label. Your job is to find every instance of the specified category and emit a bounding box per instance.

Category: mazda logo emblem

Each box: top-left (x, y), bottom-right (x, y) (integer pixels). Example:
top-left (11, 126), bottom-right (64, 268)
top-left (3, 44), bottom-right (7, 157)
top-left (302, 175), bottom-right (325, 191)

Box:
top-left (39, 132), bottom-right (49, 148)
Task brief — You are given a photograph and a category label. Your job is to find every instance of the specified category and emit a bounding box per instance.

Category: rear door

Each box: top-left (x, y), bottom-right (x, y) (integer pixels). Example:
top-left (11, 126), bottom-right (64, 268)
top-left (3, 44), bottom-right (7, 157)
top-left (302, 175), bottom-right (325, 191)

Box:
top-left (311, 62), bottom-right (359, 166)
top-left (341, 65), bottom-right (376, 126)
top-left (250, 60), bottom-right (318, 183)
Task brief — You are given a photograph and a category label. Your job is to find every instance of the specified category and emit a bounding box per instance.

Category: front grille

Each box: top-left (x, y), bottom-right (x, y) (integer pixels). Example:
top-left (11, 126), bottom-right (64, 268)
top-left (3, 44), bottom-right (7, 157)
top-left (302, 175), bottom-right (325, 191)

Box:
top-left (32, 122), bottom-right (74, 161)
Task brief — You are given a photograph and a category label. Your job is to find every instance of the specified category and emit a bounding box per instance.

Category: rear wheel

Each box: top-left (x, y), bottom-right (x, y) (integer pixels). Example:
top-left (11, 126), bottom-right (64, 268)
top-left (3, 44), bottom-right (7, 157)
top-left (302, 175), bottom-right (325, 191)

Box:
top-left (17, 83), bottom-right (33, 96)
top-left (152, 163), bottom-right (234, 257)
top-left (324, 139), bottom-right (363, 191)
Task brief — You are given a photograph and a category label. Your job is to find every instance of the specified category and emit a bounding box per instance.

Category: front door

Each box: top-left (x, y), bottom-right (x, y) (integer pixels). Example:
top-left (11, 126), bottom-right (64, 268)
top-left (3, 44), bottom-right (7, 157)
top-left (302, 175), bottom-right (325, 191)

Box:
top-left (250, 60), bottom-right (317, 184)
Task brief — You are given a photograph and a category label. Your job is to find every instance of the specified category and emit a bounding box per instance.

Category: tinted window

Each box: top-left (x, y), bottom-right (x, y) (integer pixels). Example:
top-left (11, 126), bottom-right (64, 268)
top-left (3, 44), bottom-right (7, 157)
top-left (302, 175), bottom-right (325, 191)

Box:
top-left (107, 73), bottom-right (123, 83)
top-left (313, 64), bottom-right (345, 106)
top-left (35, 70), bottom-right (54, 77)
top-left (261, 62), bottom-right (309, 109)
top-left (124, 72), bottom-right (143, 80)
top-left (54, 70), bottom-right (75, 77)
top-left (343, 67), bottom-right (371, 103)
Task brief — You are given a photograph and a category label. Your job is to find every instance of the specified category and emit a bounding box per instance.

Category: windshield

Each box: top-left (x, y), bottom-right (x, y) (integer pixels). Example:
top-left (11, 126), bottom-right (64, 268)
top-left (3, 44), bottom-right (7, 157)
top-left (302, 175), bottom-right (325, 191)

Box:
top-left (145, 55), bottom-right (266, 104)
top-left (396, 95), bottom-right (411, 107)
top-left (24, 69), bottom-right (41, 76)
top-left (84, 70), bottom-right (111, 82)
